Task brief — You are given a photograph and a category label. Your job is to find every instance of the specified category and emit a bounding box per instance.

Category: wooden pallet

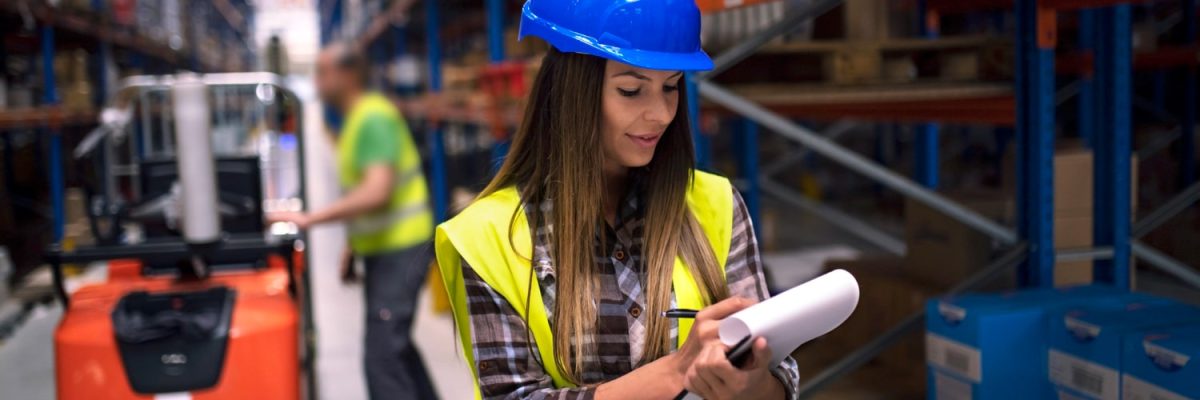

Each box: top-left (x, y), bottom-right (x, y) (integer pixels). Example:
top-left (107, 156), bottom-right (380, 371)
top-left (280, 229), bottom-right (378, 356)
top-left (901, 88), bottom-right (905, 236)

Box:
top-left (0, 107), bottom-right (98, 130)
top-left (702, 82), bottom-right (1015, 124)
top-left (696, 0), bottom-right (784, 14)
top-left (753, 36), bottom-right (1011, 84)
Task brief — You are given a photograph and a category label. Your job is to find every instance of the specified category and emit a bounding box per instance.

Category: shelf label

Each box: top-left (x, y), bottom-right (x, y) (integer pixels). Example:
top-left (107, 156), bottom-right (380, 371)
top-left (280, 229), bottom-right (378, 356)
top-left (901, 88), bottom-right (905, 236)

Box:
top-left (926, 333), bottom-right (982, 382)
top-left (1049, 349), bottom-right (1119, 400)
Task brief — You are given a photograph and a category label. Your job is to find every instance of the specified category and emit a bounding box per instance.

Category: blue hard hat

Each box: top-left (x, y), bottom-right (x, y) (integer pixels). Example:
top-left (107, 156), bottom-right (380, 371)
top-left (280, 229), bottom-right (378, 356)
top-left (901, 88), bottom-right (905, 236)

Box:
top-left (518, 0), bottom-right (713, 71)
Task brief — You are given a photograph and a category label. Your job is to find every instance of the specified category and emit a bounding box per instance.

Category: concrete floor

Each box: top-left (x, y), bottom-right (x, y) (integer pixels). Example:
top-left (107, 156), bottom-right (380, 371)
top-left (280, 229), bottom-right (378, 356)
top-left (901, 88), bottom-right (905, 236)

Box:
top-left (0, 304), bottom-right (60, 400)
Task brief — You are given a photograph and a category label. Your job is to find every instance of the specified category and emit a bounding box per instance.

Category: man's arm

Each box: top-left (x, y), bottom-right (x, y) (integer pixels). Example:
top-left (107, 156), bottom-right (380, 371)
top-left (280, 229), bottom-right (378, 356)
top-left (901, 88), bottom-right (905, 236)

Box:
top-left (268, 164), bottom-right (393, 228)
top-left (269, 112), bottom-right (401, 229)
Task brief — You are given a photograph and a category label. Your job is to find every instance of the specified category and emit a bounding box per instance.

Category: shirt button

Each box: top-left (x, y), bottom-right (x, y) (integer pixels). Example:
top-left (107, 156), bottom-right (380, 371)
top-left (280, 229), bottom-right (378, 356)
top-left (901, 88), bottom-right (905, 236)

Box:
top-left (479, 361), bottom-right (493, 372)
top-left (629, 304), bottom-right (642, 318)
top-left (614, 249), bottom-right (627, 262)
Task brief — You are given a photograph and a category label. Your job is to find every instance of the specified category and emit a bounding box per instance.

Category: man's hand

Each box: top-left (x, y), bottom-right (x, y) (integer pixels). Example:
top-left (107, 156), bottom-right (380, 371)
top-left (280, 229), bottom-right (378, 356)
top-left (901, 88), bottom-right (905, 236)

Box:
top-left (267, 211), bottom-right (313, 230)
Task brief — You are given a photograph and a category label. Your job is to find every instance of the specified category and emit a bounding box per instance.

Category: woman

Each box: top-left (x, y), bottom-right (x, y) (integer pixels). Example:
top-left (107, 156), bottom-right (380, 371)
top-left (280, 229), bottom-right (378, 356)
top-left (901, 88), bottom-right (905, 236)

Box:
top-left (434, 1), bottom-right (800, 399)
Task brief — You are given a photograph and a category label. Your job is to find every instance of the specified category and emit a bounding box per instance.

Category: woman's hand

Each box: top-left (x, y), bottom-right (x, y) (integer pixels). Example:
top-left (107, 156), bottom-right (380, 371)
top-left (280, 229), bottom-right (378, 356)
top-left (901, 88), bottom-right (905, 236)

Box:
top-left (675, 297), bottom-right (786, 400)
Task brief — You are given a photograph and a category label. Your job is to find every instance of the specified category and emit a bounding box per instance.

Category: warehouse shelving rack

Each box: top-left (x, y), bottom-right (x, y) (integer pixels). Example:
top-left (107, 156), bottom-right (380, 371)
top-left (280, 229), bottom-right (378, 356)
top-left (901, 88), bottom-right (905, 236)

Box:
top-left (691, 0), bottom-right (1200, 394)
top-left (324, 0), bottom-right (1200, 394)
top-left (0, 0), bottom-right (257, 252)
top-left (322, 0), bottom-right (521, 224)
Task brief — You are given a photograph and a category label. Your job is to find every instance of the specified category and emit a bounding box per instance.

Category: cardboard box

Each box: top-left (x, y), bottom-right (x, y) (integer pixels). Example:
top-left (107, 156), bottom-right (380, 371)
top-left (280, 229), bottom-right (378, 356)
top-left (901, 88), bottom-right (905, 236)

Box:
top-left (1048, 301), bottom-right (1200, 400)
top-left (1001, 144), bottom-right (1099, 217)
top-left (1053, 149), bottom-right (1095, 218)
top-left (1121, 325), bottom-right (1200, 400)
top-left (1055, 261), bottom-right (1094, 287)
top-left (904, 191), bottom-right (1013, 288)
top-left (823, 257), bottom-right (939, 370)
top-left (828, 47), bottom-right (882, 84)
top-left (980, 145), bottom-right (1139, 287)
top-left (924, 285), bottom-right (1137, 400)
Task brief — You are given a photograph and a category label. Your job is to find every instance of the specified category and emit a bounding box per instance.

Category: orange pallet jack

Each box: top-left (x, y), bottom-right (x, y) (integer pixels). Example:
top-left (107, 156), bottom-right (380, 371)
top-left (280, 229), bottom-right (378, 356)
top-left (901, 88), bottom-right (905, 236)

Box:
top-left (46, 73), bottom-right (316, 399)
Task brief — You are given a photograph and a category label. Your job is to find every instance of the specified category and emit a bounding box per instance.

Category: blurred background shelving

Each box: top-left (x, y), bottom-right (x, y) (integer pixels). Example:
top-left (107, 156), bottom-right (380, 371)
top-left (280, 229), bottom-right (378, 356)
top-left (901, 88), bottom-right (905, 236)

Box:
top-left (317, 0), bottom-right (1200, 396)
top-left (0, 0), bottom-right (258, 288)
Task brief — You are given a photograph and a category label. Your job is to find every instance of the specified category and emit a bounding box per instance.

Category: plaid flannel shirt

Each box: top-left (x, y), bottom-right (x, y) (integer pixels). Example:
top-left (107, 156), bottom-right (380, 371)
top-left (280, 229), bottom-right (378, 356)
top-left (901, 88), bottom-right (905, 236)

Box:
top-left (461, 183), bottom-right (800, 400)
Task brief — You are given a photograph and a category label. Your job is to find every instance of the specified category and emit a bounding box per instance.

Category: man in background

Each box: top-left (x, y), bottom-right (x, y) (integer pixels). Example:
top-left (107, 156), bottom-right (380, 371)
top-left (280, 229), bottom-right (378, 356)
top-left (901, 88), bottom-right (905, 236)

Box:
top-left (269, 42), bottom-right (437, 399)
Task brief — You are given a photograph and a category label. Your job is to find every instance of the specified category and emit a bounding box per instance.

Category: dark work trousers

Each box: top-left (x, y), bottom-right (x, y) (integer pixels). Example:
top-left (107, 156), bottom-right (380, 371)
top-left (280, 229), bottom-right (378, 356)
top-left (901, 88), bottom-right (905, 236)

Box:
top-left (361, 243), bottom-right (439, 400)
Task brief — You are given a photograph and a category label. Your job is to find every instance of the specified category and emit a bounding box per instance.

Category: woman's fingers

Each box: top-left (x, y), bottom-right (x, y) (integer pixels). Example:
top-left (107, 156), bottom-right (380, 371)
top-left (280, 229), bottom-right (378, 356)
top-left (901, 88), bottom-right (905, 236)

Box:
top-left (684, 368), bottom-right (717, 399)
top-left (700, 345), bottom-right (730, 382)
top-left (696, 297), bottom-right (756, 321)
top-left (704, 351), bottom-right (744, 394)
top-left (746, 337), bottom-right (774, 370)
top-left (689, 343), bottom-right (739, 399)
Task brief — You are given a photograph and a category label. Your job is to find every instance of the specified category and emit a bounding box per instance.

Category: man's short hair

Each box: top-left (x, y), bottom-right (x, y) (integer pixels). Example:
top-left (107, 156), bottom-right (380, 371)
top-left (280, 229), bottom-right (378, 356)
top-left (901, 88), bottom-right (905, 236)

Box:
top-left (327, 41), bottom-right (369, 86)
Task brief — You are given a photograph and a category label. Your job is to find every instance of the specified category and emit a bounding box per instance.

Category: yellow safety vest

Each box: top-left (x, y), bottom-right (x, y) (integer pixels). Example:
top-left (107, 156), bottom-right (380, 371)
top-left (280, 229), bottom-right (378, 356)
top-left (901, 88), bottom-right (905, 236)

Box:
top-left (337, 94), bottom-right (433, 254)
top-left (434, 170), bottom-right (733, 395)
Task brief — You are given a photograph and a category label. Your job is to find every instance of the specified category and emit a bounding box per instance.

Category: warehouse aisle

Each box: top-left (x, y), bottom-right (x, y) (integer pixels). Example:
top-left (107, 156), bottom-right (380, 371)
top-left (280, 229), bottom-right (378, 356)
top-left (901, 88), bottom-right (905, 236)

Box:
top-left (305, 221), bottom-right (474, 400)
top-left (299, 84), bottom-right (473, 400)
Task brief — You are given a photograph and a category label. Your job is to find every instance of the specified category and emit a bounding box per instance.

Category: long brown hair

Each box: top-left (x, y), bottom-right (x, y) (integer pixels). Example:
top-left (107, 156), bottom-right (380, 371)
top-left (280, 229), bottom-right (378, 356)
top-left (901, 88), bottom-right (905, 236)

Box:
top-left (478, 48), bottom-right (730, 383)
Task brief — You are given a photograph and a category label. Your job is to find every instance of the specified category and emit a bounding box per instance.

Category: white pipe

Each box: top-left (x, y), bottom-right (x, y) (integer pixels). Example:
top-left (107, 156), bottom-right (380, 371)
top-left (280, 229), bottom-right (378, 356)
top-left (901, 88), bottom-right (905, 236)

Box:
top-left (171, 74), bottom-right (221, 244)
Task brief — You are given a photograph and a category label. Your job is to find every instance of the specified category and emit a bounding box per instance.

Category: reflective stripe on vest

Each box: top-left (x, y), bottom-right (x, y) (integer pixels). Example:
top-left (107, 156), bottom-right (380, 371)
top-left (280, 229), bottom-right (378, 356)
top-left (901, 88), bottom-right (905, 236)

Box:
top-left (338, 94), bottom-right (432, 254)
top-left (434, 170), bottom-right (734, 395)
top-left (348, 203), bottom-right (432, 236)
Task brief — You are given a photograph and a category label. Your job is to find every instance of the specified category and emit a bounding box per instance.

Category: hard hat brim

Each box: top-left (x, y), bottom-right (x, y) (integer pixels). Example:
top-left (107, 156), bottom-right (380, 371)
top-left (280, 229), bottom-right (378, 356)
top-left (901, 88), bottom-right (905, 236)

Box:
top-left (519, 4), bottom-right (714, 72)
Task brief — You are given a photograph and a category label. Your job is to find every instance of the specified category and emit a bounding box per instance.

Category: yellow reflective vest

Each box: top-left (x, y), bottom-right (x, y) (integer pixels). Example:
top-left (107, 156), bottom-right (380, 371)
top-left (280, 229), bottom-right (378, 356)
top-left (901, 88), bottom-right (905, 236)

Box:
top-left (337, 94), bottom-right (432, 254)
top-left (434, 170), bottom-right (733, 396)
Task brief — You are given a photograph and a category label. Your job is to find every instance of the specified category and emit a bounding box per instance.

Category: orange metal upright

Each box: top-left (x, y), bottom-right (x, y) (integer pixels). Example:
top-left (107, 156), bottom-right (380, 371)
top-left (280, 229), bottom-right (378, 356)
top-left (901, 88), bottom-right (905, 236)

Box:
top-left (695, 0), bottom-right (781, 14)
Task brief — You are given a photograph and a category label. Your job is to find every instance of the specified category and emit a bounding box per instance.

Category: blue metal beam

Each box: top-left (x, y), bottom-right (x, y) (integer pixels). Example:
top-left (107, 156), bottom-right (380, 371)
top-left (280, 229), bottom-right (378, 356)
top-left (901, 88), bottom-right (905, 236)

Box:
top-left (1093, 5), bottom-right (1133, 288)
top-left (487, 0), bottom-right (510, 169)
top-left (737, 119), bottom-right (762, 239)
top-left (92, 0), bottom-right (109, 104)
top-left (426, 0), bottom-right (448, 223)
top-left (321, 0), bottom-right (346, 132)
top-left (1078, 9), bottom-right (1096, 147)
top-left (320, 0), bottom-right (344, 45)
top-left (487, 0), bottom-right (506, 62)
top-left (915, 0), bottom-right (939, 189)
top-left (686, 74), bottom-right (712, 171)
top-left (915, 125), bottom-right (939, 189)
top-left (42, 25), bottom-right (65, 242)
top-left (1015, 0), bottom-right (1056, 287)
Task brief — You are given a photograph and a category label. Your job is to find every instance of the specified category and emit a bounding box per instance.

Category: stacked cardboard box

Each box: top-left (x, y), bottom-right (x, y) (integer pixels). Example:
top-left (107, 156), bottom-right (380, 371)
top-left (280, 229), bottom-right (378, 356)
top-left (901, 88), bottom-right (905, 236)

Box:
top-left (1051, 149), bottom-right (1095, 285)
top-left (908, 146), bottom-right (1137, 289)
top-left (1028, 148), bottom-right (1138, 285)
